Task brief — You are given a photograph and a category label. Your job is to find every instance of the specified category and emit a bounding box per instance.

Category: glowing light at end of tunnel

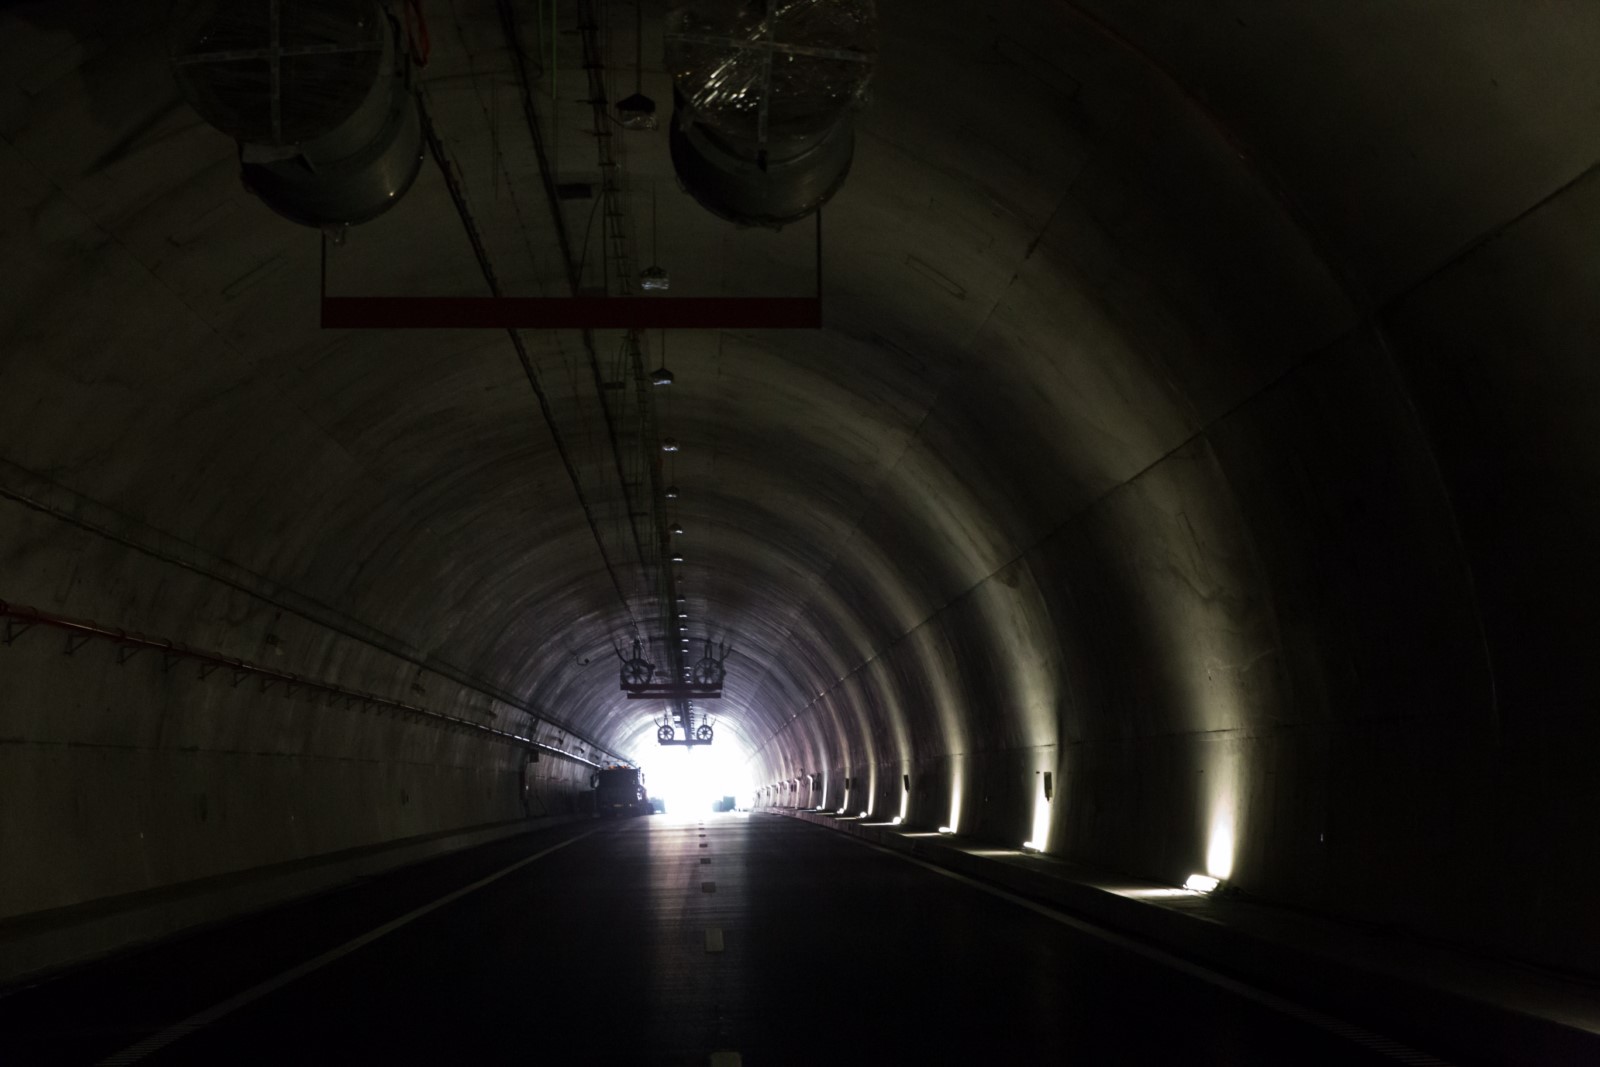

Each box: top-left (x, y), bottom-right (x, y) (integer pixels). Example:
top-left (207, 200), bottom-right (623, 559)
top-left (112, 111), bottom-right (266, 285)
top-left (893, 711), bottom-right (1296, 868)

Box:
top-left (626, 729), bottom-right (753, 816)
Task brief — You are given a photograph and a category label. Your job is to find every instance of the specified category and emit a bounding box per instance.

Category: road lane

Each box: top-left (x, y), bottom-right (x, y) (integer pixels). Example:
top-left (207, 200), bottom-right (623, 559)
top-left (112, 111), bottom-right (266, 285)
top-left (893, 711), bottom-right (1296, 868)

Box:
top-left (4, 814), bottom-right (1442, 1065)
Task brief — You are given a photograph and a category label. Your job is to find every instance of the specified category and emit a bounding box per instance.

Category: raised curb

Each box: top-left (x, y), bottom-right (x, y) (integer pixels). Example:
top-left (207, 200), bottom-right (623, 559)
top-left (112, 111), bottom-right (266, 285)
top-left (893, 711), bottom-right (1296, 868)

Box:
top-left (0, 814), bottom-right (587, 988)
top-left (767, 807), bottom-right (1600, 1065)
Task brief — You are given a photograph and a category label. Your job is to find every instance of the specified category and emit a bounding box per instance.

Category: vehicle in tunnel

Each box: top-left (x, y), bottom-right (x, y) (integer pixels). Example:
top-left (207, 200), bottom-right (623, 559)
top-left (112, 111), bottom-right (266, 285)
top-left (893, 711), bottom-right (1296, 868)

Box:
top-left (593, 766), bottom-right (652, 817)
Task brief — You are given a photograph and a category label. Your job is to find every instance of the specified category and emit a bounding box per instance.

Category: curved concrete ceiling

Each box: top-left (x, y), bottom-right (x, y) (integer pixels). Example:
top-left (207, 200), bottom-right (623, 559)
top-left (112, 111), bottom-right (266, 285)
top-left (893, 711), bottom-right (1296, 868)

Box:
top-left (3, 0), bottom-right (1599, 977)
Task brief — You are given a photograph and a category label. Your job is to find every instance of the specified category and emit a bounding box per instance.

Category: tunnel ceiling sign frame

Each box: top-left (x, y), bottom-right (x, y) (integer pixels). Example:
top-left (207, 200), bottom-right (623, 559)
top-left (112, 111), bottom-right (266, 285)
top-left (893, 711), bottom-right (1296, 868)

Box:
top-left (319, 211), bottom-right (825, 330)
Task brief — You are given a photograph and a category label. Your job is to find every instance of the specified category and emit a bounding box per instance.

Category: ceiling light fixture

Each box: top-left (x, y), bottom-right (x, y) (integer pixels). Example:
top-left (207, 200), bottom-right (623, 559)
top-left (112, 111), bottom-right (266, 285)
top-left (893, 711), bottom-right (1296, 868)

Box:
top-left (616, 1), bottom-right (657, 129)
top-left (650, 366), bottom-right (674, 386)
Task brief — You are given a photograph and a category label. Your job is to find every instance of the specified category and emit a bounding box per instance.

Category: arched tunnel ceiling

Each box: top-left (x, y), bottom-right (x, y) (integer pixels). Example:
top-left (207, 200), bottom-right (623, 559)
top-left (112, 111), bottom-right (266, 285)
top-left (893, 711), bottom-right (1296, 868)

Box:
top-left (3, 0), bottom-right (1599, 852)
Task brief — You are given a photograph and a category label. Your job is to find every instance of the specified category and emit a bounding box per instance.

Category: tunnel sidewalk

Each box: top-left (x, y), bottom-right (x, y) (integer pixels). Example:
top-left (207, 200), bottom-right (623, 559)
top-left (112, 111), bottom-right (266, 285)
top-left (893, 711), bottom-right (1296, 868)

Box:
top-left (766, 808), bottom-right (1600, 1066)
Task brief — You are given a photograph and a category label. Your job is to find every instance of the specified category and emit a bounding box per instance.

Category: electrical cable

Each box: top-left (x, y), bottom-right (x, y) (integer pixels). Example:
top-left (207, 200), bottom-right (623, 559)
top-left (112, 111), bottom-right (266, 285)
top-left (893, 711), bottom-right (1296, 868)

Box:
top-left (415, 87), bottom-right (643, 645)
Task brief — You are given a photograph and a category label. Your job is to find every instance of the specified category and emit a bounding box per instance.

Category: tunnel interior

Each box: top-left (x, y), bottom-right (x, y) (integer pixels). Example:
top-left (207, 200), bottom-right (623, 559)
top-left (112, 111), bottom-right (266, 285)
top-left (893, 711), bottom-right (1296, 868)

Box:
top-left (3, 0), bottom-right (1600, 999)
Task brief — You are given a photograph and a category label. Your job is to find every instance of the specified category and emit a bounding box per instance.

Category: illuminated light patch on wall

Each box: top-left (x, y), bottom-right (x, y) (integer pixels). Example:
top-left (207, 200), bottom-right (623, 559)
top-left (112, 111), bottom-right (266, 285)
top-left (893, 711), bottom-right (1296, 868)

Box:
top-left (1022, 768), bottom-right (1053, 853)
top-left (866, 769), bottom-right (876, 817)
top-left (898, 772), bottom-right (910, 822)
top-left (1197, 740), bottom-right (1243, 886)
top-left (1206, 797), bottom-right (1236, 881)
top-left (974, 570), bottom-right (1060, 754)
top-left (948, 766), bottom-right (963, 834)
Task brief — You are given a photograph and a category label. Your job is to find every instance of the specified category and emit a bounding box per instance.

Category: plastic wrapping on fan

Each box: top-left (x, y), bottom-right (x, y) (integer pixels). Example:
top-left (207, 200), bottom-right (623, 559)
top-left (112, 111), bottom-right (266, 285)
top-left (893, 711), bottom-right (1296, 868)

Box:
top-left (168, 0), bottom-right (385, 146)
top-left (666, 0), bottom-right (876, 143)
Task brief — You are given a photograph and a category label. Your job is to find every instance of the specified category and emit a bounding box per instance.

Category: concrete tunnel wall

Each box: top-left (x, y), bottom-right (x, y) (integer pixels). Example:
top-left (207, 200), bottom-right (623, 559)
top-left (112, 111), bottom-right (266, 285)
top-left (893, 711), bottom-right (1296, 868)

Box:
top-left (738, 0), bottom-right (1600, 976)
top-left (1, 0), bottom-right (1598, 981)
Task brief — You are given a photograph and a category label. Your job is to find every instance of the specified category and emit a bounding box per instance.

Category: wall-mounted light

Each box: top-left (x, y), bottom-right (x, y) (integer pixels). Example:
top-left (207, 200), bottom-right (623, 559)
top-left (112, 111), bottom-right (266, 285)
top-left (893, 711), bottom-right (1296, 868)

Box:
top-left (1184, 873), bottom-right (1221, 893)
top-left (1021, 841), bottom-right (1042, 853)
top-left (666, 485), bottom-right (680, 499)
top-left (669, 522), bottom-right (684, 534)
top-left (650, 366), bottom-right (675, 386)
top-left (937, 826), bottom-right (954, 835)
top-left (661, 438), bottom-right (680, 453)
top-left (618, 92), bottom-right (659, 131)
top-left (672, 554), bottom-right (685, 563)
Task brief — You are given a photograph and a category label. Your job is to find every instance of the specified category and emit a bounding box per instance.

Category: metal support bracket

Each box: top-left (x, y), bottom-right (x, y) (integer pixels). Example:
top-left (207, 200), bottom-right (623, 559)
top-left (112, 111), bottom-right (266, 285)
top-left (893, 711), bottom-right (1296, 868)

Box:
top-left (116, 644), bottom-right (142, 665)
top-left (63, 633), bottom-right (92, 656)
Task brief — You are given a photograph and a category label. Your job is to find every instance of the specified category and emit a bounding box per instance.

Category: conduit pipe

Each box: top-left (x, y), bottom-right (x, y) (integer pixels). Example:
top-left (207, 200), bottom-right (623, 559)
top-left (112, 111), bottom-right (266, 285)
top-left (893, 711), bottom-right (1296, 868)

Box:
top-left (0, 600), bottom-right (624, 767)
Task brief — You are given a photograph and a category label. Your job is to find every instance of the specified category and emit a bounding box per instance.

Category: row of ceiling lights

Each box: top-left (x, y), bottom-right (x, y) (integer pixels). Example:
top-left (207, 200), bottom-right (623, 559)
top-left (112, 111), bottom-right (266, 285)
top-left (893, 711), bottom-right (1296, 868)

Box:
top-left (654, 362), bottom-right (692, 675)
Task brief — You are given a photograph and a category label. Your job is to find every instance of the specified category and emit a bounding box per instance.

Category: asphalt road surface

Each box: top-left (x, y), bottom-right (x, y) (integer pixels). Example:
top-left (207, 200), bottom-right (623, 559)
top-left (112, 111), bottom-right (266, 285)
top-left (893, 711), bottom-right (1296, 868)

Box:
top-left (1, 813), bottom-right (1442, 1065)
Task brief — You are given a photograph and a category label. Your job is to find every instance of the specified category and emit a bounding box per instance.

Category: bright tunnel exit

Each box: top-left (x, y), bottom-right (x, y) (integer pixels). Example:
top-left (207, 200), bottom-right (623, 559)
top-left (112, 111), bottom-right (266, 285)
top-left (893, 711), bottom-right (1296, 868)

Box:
top-left (629, 731), bottom-right (754, 816)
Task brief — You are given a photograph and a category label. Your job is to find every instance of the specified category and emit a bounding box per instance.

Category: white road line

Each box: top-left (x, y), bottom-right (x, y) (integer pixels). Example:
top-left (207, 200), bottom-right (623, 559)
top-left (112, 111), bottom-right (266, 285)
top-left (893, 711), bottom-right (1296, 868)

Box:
top-left (97, 827), bottom-right (601, 1066)
top-left (842, 832), bottom-right (1454, 1067)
